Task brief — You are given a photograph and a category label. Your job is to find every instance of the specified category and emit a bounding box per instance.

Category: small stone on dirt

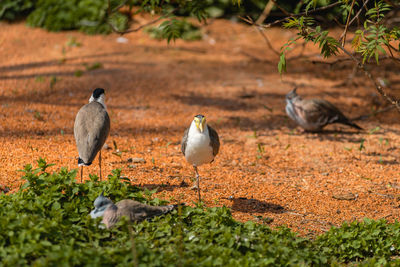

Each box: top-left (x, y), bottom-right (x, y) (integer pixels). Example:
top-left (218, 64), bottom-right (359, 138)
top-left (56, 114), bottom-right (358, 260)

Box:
top-left (332, 192), bottom-right (357, 201)
top-left (116, 37), bottom-right (128, 43)
top-left (128, 157), bottom-right (146, 163)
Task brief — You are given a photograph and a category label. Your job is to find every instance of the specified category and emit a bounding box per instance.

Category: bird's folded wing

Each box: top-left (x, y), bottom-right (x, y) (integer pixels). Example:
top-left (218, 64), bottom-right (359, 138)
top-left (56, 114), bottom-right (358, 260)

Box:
top-left (119, 200), bottom-right (174, 221)
top-left (102, 208), bottom-right (120, 229)
top-left (181, 128), bottom-right (189, 156)
top-left (295, 100), bottom-right (333, 126)
top-left (207, 125), bottom-right (220, 156)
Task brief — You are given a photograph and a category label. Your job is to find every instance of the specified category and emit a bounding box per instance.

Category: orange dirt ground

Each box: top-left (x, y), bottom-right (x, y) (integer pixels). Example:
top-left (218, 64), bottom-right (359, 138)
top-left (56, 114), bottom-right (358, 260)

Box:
top-left (1, 19), bottom-right (400, 236)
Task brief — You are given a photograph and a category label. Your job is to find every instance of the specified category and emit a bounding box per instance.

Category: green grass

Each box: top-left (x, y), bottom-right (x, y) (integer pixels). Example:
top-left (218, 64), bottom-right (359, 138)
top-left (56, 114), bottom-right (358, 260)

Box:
top-left (0, 158), bottom-right (399, 266)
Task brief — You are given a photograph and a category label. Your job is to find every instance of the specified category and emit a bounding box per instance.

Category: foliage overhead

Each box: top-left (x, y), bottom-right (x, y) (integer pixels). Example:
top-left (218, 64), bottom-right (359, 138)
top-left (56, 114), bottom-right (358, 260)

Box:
top-left (0, 0), bottom-right (381, 35)
top-left (278, 1), bottom-right (399, 71)
top-left (0, 159), bottom-right (400, 265)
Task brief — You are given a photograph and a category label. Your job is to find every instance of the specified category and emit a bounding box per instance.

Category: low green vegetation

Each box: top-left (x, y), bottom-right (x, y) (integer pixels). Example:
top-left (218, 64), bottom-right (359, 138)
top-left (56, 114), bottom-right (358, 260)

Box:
top-left (1, 158), bottom-right (400, 266)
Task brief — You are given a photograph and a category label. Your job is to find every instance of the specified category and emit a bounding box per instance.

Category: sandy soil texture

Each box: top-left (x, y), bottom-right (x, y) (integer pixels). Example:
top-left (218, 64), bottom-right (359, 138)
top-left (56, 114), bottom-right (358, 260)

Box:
top-left (1, 19), bottom-right (400, 236)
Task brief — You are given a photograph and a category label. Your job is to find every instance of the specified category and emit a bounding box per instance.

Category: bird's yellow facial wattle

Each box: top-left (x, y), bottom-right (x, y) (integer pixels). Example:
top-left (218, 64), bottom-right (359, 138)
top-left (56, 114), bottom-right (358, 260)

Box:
top-left (194, 117), bottom-right (205, 132)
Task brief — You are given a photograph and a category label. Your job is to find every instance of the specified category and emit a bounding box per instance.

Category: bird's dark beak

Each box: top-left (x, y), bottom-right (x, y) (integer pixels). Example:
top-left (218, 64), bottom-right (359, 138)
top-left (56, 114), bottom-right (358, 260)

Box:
top-left (100, 190), bottom-right (104, 197)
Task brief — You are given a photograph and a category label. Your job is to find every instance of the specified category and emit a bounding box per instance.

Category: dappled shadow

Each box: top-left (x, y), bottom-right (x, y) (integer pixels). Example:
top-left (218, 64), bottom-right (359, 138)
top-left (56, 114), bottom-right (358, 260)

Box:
top-left (279, 128), bottom-right (367, 143)
top-left (139, 182), bottom-right (188, 193)
top-left (173, 92), bottom-right (286, 112)
top-left (0, 68), bottom-right (122, 80)
top-left (0, 51), bottom-right (133, 74)
top-left (305, 134), bottom-right (365, 143)
top-left (230, 197), bottom-right (286, 214)
top-left (0, 38), bottom-right (379, 140)
top-left (173, 93), bottom-right (257, 111)
top-left (375, 159), bottom-right (398, 165)
top-left (0, 128), bottom-right (71, 138)
top-left (221, 114), bottom-right (291, 132)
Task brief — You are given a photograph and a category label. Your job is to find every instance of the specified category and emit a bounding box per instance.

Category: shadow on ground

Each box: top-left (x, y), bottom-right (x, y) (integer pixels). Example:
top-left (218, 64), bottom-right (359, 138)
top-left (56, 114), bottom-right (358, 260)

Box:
top-left (231, 197), bottom-right (286, 214)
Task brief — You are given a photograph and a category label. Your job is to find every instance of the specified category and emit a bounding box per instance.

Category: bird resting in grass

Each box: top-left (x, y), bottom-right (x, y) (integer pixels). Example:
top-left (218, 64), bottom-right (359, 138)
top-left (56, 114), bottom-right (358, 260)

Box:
top-left (285, 88), bottom-right (362, 132)
top-left (90, 192), bottom-right (177, 229)
top-left (181, 114), bottom-right (220, 202)
top-left (74, 88), bottom-right (110, 182)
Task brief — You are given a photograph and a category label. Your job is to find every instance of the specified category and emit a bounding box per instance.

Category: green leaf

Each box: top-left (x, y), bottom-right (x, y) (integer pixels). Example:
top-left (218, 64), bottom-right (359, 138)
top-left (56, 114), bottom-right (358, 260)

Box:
top-left (278, 52), bottom-right (287, 74)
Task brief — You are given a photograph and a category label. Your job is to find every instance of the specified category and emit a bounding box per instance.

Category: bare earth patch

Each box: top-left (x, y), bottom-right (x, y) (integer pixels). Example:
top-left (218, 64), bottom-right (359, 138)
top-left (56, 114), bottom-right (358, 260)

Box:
top-left (1, 20), bottom-right (399, 236)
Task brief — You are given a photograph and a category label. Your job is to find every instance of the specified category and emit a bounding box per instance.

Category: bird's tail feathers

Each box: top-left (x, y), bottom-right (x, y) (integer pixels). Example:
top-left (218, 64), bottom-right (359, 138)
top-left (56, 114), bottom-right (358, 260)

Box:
top-left (161, 203), bottom-right (185, 214)
top-left (162, 204), bottom-right (176, 213)
top-left (343, 120), bottom-right (363, 130)
top-left (78, 158), bottom-right (92, 166)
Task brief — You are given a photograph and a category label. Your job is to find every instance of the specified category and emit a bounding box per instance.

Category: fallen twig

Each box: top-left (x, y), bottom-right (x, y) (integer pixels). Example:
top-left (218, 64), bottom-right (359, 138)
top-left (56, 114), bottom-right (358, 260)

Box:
top-left (352, 105), bottom-right (395, 121)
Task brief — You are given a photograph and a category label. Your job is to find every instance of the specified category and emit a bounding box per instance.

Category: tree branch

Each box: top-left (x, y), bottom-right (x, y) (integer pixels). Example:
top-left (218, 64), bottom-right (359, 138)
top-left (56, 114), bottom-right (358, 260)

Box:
top-left (340, 0), bottom-right (356, 46)
top-left (108, 0), bottom-right (129, 15)
top-left (346, 0), bottom-right (371, 28)
top-left (352, 105), bottom-right (395, 121)
top-left (108, 9), bottom-right (177, 35)
top-left (242, 16), bottom-right (280, 56)
top-left (337, 44), bottom-right (400, 112)
top-left (270, 0), bottom-right (291, 17)
top-left (256, 0), bottom-right (275, 25)
top-left (253, 1), bottom-right (342, 29)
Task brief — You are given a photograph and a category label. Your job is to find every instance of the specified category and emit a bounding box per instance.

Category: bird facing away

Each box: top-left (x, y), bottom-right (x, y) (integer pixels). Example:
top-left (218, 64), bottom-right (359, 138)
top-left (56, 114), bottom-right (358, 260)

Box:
top-left (285, 88), bottom-right (362, 132)
top-left (181, 114), bottom-right (220, 202)
top-left (90, 192), bottom-right (177, 229)
top-left (74, 88), bottom-right (110, 182)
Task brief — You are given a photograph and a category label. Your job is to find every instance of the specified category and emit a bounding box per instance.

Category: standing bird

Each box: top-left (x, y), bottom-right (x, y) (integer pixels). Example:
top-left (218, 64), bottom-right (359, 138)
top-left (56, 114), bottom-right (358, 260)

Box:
top-left (285, 88), bottom-right (362, 132)
top-left (181, 114), bottom-right (220, 202)
top-left (90, 192), bottom-right (177, 228)
top-left (74, 88), bottom-right (110, 182)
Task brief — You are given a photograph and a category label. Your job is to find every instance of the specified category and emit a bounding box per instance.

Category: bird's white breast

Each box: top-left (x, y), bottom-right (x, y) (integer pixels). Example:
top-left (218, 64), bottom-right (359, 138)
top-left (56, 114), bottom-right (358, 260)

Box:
top-left (185, 123), bottom-right (214, 166)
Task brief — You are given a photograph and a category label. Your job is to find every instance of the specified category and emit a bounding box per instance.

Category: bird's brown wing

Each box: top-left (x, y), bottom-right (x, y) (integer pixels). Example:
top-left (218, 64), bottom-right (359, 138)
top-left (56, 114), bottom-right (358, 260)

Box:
top-left (116, 200), bottom-right (175, 222)
top-left (74, 102), bottom-right (110, 163)
top-left (294, 99), bottom-right (337, 127)
top-left (314, 99), bottom-right (362, 130)
top-left (181, 127), bottom-right (189, 156)
top-left (102, 205), bottom-right (119, 229)
top-left (207, 125), bottom-right (220, 157)
top-left (102, 200), bottom-right (177, 228)
top-left (313, 99), bottom-right (344, 121)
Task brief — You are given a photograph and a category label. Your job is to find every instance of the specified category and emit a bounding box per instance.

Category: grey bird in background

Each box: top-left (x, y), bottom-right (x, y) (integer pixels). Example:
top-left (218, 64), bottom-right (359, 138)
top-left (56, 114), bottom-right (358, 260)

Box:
top-left (74, 88), bottom-right (110, 182)
top-left (181, 114), bottom-right (220, 202)
top-left (90, 192), bottom-right (178, 229)
top-left (285, 88), bottom-right (363, 132)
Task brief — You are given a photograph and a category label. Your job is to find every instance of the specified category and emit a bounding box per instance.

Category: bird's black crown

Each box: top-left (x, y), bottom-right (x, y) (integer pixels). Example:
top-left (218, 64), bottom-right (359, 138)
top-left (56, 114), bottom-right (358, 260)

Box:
top-left (92, 88), bottom-right (105, 99)
top-left (194, 114), bottom-right (205, 119)
top-left (286, 87), bottom-right (298, 100)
